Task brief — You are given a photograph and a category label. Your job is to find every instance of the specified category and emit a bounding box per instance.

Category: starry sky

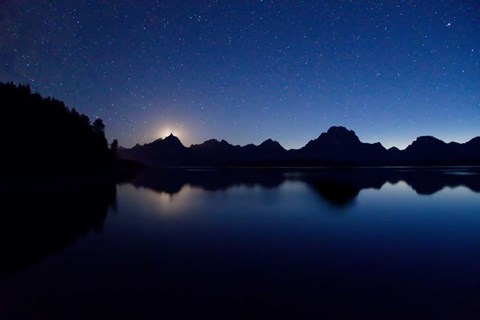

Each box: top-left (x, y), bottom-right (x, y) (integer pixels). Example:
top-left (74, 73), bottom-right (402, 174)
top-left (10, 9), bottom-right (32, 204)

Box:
top-left (1, 0), bottom-right (479, 149)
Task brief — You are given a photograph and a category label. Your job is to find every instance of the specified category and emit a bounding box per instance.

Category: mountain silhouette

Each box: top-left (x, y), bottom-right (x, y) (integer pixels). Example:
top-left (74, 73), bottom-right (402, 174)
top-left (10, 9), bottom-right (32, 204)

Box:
top-left (120, 126), bottom-right (480, 167)
top-left (237, 139), bottom-right (288, 164)
top-left (128, 133), bottom-right (190, 166)
top-left (398, 135), bottom-right (480, 165)
top-left (190, 139), bottom-right (240, 165)
top-left (296, 126), bottom-right (390, 165)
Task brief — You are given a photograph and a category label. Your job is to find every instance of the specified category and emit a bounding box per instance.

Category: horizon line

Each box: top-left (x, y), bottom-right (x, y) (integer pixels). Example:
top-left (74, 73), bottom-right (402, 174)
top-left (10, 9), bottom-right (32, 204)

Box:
top-left (124, 126), bottom-right (480, 152)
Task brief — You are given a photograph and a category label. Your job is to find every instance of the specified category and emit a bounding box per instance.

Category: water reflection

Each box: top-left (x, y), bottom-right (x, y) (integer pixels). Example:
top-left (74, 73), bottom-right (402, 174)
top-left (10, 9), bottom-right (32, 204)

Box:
top-left (127, 167), bottom-right (480, 207)
top-left (3, 167), bottom-right (478, 274)
top-left (2, 168), bottom-right (480, 319)
top-left (0, 180), bottom-right (117, 276)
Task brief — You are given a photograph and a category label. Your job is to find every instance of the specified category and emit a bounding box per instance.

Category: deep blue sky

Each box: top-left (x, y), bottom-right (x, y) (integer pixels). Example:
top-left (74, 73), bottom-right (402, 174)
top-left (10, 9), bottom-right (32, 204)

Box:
top-left (1, 0), bottom-right (479, 149)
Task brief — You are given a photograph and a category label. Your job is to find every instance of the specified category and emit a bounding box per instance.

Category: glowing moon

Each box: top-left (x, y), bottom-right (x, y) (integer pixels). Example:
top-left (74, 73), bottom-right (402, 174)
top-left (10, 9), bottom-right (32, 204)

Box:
top-left (157, 127), bottom-right (182, 140)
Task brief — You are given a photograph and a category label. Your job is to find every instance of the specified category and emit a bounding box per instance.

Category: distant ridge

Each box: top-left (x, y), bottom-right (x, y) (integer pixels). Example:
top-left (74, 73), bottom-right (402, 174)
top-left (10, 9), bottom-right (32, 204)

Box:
top-left (119, 126), bottom-right (480, 167)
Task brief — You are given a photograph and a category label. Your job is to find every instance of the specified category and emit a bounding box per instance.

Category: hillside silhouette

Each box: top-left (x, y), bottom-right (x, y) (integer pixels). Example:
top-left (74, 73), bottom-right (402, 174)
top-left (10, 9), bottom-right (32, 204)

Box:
top-left (0, 82), bottom-right (117, 177)
top-left (0, 82), bottom-right (143, 276)
top-left (120, 126), bottom-right (480, 167)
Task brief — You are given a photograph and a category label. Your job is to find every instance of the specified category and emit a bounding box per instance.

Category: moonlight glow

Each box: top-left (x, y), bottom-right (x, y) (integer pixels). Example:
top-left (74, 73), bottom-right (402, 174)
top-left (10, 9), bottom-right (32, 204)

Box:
top-left (0, 1), bottom-right (478, 149)
top-left (157, 127), bottom-right (182, 140)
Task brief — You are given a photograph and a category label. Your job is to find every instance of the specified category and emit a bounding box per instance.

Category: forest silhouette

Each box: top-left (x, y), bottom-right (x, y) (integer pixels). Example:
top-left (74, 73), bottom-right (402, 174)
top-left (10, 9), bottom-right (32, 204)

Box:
top-left (3, 81), bottom-right (479, 171)
top-left (0, 83), bottom-right (137, 276)
top-left (0, 82), bottom-right (118, 178)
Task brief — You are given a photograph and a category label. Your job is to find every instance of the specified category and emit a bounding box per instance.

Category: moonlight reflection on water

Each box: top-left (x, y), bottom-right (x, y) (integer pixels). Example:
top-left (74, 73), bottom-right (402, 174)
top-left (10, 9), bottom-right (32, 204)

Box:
top-left (1, 168), bottom-right (480, 319)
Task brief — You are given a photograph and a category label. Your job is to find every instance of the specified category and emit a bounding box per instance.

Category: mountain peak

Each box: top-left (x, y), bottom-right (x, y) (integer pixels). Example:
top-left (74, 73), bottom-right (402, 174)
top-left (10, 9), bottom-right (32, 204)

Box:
top-left (190, 138), bottom-right (235, 152)
top-left (260, 138), bottom-right (276, 145)
top-left (325, 126), bottom-right (359, 141)
top-left (220, 139), bottom-right (231, 145)
top-left (160, 133), bottom-right (184, 148)
top-left (164, 133), bottom-right (177, 140)
top-left (118, 126), bottom-right (480, 166)
top-left (327, 126), bottom-right (350, 134)
top-left (408, 136), bottom-right (446, 149)
top-left (260, 138), bottom-right (284, 149)
top-left (310, 126), bottom-right (360, 147)
top-left (467, 136), bottom-right (480, 145)
top-left (414, 135), bottom-right (443, 143)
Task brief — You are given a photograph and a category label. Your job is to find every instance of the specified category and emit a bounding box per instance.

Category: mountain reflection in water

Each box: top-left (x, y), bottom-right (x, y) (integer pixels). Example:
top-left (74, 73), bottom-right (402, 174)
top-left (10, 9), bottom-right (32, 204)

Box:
top-left (127, 167), bottom-right (480, 207)
top-left (1, 167), bottom-right (480, 319)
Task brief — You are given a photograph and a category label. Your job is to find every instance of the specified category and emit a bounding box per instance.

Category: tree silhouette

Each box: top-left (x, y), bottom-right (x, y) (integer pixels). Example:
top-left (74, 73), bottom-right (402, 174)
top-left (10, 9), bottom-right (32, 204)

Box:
top-left (110, 139), bottom-right (119, 158)
top-left (93, 118), bottom-right (105, 135)
top-left (0, 82), bottom-right (117, 177)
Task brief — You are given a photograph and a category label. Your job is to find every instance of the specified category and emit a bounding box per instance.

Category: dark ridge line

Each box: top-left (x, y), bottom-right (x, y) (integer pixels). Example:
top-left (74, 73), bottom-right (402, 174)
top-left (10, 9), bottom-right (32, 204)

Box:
top-left (119, 126), bottom-right (480, 167)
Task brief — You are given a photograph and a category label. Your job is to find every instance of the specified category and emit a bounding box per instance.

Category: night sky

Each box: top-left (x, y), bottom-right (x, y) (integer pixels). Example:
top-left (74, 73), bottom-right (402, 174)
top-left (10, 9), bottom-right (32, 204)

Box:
top-left (1, 1), bottom-right (479, 149)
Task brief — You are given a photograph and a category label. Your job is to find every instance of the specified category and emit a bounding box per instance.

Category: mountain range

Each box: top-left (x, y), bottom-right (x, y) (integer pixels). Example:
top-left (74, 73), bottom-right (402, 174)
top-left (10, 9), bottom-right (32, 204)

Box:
top-left (119, 126), bottom-right (480, 167)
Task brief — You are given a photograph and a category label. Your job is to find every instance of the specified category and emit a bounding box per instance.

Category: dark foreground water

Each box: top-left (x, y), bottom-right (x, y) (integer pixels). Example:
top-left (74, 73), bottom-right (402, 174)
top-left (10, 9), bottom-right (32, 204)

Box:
top-left (1, 168), bottom-right (480, 319)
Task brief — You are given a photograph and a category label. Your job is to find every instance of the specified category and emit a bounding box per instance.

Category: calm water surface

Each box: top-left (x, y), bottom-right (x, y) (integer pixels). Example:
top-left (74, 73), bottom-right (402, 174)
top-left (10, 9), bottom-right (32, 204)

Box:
top-left (1, 168), bottom-right (480, 319)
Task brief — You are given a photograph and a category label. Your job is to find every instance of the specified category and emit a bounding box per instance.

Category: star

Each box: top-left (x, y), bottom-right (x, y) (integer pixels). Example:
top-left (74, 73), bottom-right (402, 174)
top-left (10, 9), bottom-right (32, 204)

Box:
top-left (0, 1), bottom-right (477, 150)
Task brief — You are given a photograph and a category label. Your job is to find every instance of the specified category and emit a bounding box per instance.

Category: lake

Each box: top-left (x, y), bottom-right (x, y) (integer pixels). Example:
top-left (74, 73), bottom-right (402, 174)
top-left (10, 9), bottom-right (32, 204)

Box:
top-left (1, 167), bottom-right (480, 319)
